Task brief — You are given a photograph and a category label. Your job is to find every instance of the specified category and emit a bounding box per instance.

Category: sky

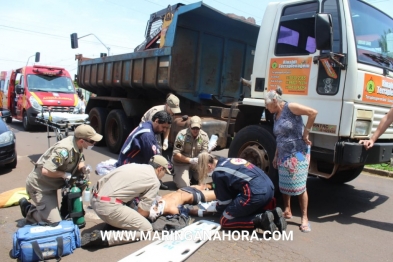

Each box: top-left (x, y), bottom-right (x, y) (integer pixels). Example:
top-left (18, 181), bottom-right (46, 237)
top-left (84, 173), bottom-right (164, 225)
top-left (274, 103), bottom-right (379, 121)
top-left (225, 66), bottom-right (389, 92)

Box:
top-left (0, 0), bottom-right (392, 79)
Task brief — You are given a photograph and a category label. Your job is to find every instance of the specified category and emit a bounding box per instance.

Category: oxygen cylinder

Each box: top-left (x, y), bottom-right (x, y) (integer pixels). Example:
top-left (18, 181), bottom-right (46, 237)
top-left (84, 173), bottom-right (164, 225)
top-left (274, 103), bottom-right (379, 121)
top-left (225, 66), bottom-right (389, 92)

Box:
top-left (70, 184), bottom-right (85, 228)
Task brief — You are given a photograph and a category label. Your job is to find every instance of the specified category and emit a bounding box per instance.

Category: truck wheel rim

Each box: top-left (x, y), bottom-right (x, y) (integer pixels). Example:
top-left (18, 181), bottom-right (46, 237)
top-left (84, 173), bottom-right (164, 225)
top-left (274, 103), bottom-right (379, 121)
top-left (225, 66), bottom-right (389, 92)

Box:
top-left (239, 144), bottom-right (270, 174)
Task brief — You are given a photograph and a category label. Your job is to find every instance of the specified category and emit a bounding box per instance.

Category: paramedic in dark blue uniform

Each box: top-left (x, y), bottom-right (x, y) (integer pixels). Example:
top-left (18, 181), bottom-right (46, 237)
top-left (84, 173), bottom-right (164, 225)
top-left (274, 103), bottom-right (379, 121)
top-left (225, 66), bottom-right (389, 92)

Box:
top-left (116, 111), bottom-right (172, 167)
top-left (197, 152), bottom-right (287, 232)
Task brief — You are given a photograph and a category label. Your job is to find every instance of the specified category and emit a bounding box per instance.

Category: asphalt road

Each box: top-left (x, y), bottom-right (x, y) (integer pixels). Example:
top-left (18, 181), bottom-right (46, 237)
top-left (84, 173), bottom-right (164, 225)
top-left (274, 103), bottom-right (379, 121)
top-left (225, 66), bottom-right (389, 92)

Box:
top-left (1, 121), bottom-right (392, 261)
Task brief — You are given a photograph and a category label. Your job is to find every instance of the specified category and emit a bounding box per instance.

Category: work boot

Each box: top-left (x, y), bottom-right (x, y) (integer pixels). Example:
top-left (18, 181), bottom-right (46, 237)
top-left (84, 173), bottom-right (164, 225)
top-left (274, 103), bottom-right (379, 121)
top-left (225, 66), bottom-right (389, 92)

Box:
top-left (81, 230), bottom-right (108, 248)
top-left (253, 211), bottom-right (277, 232)
top-left (271, 207), bottom-right (287, 232)
top-left (19, 197), bottom-right (31, 218)
top-left (159, 180), bottom-right (169, 190)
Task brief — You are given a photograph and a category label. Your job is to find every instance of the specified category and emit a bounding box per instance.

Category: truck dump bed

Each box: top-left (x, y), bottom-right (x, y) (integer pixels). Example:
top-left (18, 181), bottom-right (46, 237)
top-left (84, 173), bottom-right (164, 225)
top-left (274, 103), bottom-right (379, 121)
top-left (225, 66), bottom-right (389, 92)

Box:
top-left (77, 1), bottom-right (259, 106)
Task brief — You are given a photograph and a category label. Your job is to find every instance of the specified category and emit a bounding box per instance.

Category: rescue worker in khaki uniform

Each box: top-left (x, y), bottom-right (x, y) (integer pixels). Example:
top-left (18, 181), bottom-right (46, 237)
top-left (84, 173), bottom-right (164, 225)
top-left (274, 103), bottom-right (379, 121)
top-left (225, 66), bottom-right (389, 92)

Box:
top-left (172, 116), bottom-right (209, 188)
top-left (81, 155), bottom-right (171, 248)
top-left (19, 124), bottom-right (103, 224)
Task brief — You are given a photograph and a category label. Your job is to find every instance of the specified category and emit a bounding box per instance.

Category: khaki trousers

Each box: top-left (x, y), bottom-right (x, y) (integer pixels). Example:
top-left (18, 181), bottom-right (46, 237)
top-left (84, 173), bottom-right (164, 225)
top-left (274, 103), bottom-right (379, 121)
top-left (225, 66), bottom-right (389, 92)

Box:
top-left (172, 161), bottom-right (199, 188)
top-left (91, 198), bottom-right (152, 246)
top-left (25, 184), bottom-right (62, 224)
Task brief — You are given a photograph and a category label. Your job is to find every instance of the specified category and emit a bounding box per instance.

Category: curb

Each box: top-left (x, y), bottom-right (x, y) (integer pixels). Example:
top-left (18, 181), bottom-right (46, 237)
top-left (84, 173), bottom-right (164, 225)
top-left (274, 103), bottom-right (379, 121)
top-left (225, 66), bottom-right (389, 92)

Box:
top-left (362, 167), bottom-right (393, 178)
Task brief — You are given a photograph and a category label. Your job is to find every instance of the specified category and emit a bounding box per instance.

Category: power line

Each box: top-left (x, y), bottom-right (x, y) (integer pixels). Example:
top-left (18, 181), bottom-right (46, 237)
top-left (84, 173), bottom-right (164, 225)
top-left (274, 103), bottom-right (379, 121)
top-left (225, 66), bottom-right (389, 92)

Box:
top-left (0, 25), bottom-right (134, 50)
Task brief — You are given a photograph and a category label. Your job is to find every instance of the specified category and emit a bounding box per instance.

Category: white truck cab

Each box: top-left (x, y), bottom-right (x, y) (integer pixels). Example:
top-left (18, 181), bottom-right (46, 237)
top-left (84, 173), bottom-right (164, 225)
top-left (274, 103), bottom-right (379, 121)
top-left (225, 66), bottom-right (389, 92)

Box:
top-left (229, 0), bottom-right (393, 184)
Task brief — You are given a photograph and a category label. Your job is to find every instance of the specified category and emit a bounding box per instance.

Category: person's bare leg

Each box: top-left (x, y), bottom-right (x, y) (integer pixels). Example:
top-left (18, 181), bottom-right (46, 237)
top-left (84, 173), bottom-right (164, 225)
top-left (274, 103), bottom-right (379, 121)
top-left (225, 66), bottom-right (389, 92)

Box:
top-left (201, 190), bottom-right (216, 202)
top-left (282, 193), bottom-right (292, 218)
top-left (298, 191), bottom-right (309, 229)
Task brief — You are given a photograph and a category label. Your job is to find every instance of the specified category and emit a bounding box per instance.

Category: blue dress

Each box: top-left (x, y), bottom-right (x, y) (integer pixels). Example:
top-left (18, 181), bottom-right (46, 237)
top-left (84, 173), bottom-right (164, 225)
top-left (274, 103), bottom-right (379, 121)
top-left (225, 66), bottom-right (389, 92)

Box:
top-left (273, 103), bottom-right (310, 196)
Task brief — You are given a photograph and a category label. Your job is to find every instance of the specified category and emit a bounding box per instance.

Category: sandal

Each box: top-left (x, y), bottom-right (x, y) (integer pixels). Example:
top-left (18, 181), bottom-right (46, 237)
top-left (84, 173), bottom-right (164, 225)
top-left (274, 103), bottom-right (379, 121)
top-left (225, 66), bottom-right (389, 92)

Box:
top-left (283, 211), bottom-right (292, 219)
top-left (299, 222), bottom-right (311, 233)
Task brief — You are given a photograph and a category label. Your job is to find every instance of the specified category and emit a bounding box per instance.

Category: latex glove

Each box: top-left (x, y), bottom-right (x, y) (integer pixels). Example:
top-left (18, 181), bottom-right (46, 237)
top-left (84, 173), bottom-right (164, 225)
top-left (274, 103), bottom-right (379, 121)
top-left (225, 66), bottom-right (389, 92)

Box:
top-left (82, 165), bottom-right (91, 175)
top-left (63, 172), bottom-right (72, 180)
top-left (189, 157), bottom-right (198, 165)
top-left (163, 139), bottom-right (169, 151)
top-left (208, 142), bottom-right (217, 153)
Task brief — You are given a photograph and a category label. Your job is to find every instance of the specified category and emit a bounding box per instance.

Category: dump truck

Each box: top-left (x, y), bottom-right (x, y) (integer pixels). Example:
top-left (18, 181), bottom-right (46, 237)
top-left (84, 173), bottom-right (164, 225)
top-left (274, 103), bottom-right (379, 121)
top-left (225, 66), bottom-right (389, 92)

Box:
top-left (75, 0), bottom-right (393, 186)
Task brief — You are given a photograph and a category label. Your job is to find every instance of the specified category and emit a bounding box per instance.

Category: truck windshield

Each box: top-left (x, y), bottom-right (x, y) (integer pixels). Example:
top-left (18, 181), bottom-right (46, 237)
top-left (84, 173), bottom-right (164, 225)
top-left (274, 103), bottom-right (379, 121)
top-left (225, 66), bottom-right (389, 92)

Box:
top-left (27, 75), bottom-right (75, 93)
top-left (350, 0), bottom-right (393, 70)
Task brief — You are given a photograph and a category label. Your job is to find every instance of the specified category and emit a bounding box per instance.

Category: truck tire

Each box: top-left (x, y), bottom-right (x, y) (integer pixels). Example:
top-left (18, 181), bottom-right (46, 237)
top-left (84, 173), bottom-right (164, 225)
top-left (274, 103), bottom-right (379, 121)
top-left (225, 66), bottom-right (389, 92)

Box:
top-left (228, 125), bottom-right (278, 189)
top-left (6, 116), bottom-right (12, 123)
top-left (23, 111), bottom-right (34, 131)
top-left (325, 165), bottom-right (364, 184)
top-left (105, 109), bottom-right (132, 154)
top-left (88, 107), bottom-right (108, 146)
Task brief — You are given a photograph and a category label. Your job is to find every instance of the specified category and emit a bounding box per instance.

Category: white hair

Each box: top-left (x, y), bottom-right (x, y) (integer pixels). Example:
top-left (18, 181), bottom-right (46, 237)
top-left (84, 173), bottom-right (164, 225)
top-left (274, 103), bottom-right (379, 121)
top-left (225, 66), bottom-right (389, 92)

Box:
top-left (265, 86), bottom-right (284, 105)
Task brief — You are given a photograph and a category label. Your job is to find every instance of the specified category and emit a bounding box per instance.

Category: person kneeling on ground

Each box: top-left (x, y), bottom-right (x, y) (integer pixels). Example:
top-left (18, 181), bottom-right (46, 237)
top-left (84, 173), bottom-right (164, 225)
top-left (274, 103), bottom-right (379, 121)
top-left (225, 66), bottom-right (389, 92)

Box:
top-left (197, 152), bottom-right (287, 233)
top-left (81, 155), bottom-right (171, 248)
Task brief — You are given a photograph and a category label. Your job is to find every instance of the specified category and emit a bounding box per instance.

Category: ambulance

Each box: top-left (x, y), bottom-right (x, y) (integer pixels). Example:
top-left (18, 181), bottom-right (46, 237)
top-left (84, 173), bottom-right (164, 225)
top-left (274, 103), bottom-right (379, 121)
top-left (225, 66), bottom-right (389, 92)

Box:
top-left (3, 65), bottom-right (78, 130)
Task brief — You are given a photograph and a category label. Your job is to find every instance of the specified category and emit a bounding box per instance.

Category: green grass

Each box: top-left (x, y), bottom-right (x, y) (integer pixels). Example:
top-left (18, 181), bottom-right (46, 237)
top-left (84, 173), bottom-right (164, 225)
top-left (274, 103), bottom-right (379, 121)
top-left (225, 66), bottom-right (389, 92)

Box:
top-left (366, 164), bottom-right (393, 172)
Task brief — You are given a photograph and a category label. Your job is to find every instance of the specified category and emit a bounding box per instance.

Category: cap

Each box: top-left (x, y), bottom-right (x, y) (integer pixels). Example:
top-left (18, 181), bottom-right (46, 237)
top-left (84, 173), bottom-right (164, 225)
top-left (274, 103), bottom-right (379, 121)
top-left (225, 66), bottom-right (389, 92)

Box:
top-left (74, 124), bottom-right (103, 142)
top-left (166, 94), bottom-right (181, 114)
top-left (190, 116), bottom-right (202, 128)
top-left (150, 155), bottom-right (171, 174)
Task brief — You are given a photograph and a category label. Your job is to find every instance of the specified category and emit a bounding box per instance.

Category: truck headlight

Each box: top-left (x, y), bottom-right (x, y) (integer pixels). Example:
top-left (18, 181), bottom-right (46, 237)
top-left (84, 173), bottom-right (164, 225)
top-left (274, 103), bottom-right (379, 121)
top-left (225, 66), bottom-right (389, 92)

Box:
top-left (354, 120), bottom-right (371, 136)
top-left (0, 131), bottom-right (14, 145)
top-left (29, 96), bottom-right (42, 111)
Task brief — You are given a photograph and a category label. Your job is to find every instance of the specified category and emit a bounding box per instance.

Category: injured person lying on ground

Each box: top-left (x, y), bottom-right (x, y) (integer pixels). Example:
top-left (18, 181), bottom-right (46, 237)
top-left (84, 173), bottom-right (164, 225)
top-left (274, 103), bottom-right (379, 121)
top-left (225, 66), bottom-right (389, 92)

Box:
top-left (148, 185), bottom-right (217, 221)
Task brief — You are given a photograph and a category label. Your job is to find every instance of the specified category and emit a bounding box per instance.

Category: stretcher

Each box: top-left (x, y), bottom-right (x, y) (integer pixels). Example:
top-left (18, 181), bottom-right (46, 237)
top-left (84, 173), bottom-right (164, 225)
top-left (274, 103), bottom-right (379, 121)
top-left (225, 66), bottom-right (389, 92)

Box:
top-left (35, 112), bottom-right (89, 147)
top-left (119, 220), bottom-right (221, 262)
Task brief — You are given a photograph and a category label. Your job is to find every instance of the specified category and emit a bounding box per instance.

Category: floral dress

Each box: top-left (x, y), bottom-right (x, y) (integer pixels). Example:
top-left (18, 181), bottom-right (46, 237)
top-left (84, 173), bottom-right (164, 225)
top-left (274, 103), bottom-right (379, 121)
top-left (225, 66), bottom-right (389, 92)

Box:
top-left (273, 103), bottom-right (310, 195)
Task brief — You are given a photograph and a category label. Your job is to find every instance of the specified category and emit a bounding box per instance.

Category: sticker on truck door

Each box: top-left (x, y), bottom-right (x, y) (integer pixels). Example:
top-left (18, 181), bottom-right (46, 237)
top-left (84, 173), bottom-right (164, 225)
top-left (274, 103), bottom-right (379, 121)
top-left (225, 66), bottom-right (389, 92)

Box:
top-left (362, 73), bottom-right (393, 105)
top-left (268, 57), bottom-right (312, 95)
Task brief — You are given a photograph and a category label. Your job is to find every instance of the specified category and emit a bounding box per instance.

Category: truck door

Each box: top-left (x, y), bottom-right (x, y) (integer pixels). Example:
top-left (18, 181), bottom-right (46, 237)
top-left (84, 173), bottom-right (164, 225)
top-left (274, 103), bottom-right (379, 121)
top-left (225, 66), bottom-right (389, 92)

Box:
top-left (267, 0), bottom-right (345, 137)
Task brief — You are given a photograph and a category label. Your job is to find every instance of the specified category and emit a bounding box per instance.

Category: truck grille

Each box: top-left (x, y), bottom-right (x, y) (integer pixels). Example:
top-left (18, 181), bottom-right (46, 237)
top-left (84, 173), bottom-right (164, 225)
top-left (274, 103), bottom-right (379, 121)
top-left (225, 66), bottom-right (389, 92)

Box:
top-left (42, 106), bottom-right (75, 113)
top-left (372, 107), bottom-right (393, 138)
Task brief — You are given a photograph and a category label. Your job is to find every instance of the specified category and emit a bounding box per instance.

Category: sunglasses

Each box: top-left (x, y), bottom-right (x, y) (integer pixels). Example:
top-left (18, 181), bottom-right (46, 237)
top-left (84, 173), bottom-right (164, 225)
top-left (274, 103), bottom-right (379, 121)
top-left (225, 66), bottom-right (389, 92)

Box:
top-left (83, 139), bottom-right (96, 144)
top-left (191, 127), bottom-right (200, 131)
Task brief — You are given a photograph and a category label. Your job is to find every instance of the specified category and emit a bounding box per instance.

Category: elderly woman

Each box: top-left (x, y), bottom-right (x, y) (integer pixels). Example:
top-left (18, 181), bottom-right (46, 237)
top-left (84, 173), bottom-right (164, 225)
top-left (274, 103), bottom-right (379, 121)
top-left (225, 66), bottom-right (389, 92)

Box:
top-left (265, 86), bottom-right (317, 233)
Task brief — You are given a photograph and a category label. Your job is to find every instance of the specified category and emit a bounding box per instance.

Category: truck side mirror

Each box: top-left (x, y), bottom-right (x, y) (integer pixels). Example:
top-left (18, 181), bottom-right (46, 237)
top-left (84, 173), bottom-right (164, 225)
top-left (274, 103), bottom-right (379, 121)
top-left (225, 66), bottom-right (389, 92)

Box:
top-left (71, 33), bottom-right (79, 49)
top-left (35, 52), bottom-right (40, 62)
top-left (16, 85), bottom-right (24, 95)
top-left (315, 13), bottom-right (333, 51)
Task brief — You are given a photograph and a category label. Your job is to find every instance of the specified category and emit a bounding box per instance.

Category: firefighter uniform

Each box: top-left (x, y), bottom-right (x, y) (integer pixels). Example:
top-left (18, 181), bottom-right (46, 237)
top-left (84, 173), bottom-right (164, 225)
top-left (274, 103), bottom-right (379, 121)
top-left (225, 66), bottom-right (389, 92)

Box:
top-left (212, 157), bottom-right (275, 229)
top-left (25, 136), bottom-right (84, 224)
top-left (172, 128), bottom-right (209, 188)
top-left (90, 163), bottom-right (162, 246)
top-left (116, 121), bottom-right (160, 167)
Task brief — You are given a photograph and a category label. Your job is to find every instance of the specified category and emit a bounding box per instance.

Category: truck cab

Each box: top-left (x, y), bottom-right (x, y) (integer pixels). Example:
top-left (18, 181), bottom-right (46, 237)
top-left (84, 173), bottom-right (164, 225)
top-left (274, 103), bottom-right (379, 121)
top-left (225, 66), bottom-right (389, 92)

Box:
top-left (7, 65), bottom-right (78, 130)
top-left (230, 0), bottom-right (393, 184)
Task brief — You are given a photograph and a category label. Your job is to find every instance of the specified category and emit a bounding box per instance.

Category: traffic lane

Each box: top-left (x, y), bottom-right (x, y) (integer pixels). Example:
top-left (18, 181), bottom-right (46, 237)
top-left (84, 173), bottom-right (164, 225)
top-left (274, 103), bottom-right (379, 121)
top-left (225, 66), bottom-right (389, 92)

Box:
top-left (276, 173), bottom-right (393, 262)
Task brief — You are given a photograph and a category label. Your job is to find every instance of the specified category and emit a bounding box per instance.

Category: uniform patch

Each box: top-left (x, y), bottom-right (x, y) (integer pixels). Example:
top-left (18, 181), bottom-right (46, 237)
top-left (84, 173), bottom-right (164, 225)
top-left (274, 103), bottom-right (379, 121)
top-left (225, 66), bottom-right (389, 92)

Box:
top-left (59, 149), bottom-right (68, 158)
top-left (230, 158), bottom-right (247, 165)
top-left (52, 156), bottom-right (63, 165)
top-left (175, 143), bottom-right (182, 149)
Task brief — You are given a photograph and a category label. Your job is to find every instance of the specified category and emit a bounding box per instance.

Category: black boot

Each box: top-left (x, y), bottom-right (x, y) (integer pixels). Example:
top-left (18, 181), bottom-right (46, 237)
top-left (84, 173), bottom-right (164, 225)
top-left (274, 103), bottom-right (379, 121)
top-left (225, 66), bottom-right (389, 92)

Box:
top-left (271, 207), bottom-right (287, 232)
top-left (159, 180), bottom-right (169, 190)
top-left (253, 211), bottom-right (277, 232)
top-left (81, 230), bottom-right (108, 248)
top-left (19, 197), bottom-right (31, 218)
